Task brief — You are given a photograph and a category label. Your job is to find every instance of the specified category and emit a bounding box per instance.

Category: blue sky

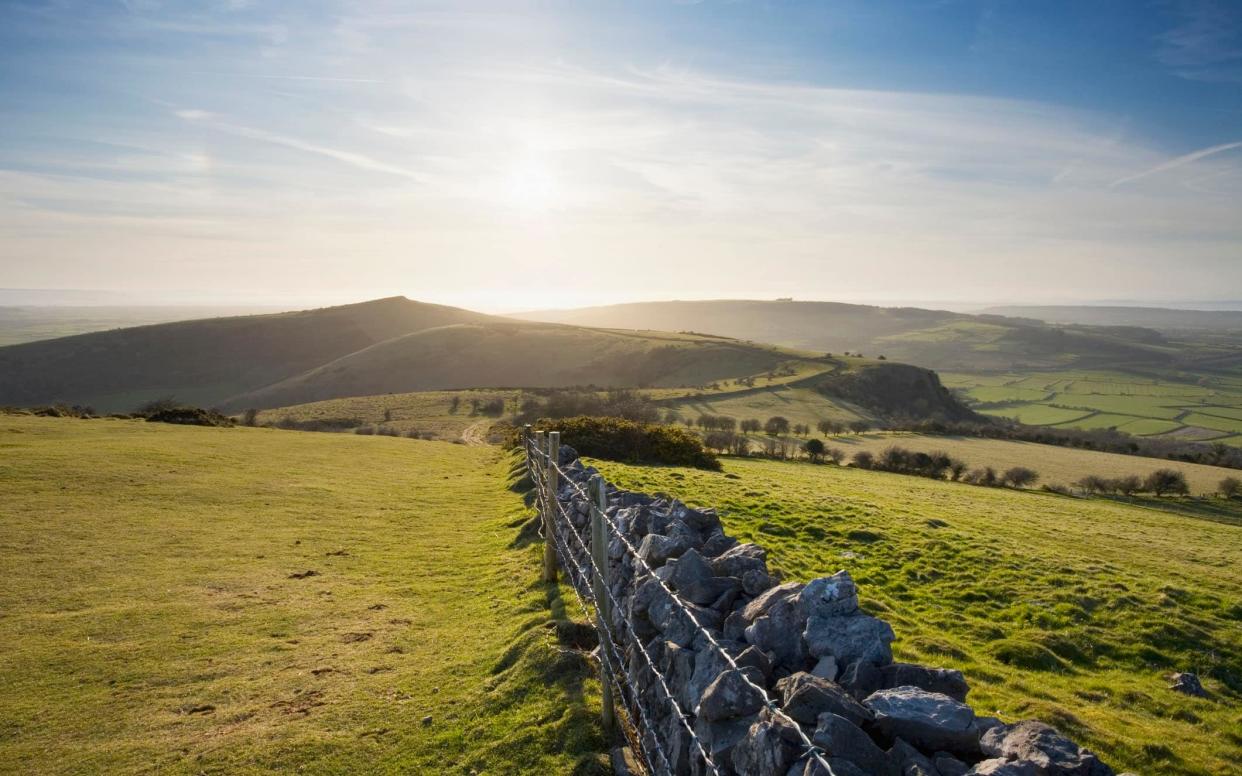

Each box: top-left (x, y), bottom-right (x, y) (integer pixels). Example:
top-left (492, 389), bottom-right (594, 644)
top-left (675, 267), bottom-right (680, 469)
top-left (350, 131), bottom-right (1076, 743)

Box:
top-left (1, 1), bottom-right (1240, 310)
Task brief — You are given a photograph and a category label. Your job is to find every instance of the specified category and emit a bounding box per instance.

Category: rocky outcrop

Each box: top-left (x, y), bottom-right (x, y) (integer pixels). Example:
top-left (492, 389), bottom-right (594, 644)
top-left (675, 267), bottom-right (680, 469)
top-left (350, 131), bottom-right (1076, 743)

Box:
top-left (539, 446), bottom-right (1118, 776)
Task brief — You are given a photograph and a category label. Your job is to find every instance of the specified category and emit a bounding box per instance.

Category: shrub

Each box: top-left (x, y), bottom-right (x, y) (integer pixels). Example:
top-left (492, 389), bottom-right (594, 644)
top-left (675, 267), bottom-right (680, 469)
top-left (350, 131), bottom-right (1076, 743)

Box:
top-left (1002, 466), bottom-right (1040, 488)
top-left (804, 438), bottom-right (825, 462)
top-left (825, 446), bottom-right (846, 464)
top-left (134, 396), bottom-right (180, 416)
top-left (1220, 476), bottom-right (1241, 499)
top-left (852, 450), bottom-right (874, 469)
top-left (242, 408), bottom-right (259, 427)
top-left (764, 416), bottom-right (790, 436)
top-left (1042, 483), bottom-right (1072, 496)
top-left (145, 407), bottom-right (234, 427)
top-left (528, 416), bottom-right (720, 470)
top-left (1143, 468), bottom-right (1189, 497)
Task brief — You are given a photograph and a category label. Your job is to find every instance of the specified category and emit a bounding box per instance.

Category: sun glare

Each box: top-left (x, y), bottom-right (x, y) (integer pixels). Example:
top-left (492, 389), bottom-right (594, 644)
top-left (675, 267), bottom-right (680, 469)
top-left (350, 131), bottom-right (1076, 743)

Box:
top-left (503, 160), bottom-right (558, 212)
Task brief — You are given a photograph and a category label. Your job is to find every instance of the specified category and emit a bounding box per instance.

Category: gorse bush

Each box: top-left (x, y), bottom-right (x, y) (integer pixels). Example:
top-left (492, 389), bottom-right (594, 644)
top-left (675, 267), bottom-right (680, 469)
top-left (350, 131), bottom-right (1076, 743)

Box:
top-left (526, 415), bottom-right (720, 470)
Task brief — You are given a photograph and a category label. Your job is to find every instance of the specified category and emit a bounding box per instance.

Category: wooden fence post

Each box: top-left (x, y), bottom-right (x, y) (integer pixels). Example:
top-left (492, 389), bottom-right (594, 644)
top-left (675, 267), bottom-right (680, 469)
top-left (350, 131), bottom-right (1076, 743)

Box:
top-left (542, 431), bottom-right (559, 583)
top-left (588, 473), bottom-right (617, 736)
top-left (522, 424), bottom-right (532, 479)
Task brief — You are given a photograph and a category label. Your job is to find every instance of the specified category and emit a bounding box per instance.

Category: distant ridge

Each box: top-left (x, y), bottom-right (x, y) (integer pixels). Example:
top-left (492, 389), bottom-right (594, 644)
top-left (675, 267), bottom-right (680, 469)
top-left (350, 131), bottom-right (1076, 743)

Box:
top-left (511, 299), bottom-right (1189, 372)
top-left (0, 297), bottom-right (496, 411)
top-left (981, 305), bottom-right (1242, 331)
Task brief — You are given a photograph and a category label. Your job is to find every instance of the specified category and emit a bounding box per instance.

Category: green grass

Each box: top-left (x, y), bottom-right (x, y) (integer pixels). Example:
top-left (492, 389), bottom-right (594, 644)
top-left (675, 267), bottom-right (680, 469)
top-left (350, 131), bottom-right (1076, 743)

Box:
top-left (255, 389), bottom-right (524, 442)
top-left (819, 432), bottom-right (1239, 495)
top-left (0, 417), bottom-right (605, 775)
top-left (588, 456), bottom-right (1242, 776)
top-left (952, 369), bottom-right (1242, 446)
top-left (667, 385), bottom-right (867, 427)
top-left (980, 404), bottom-right (1094, 425)
top-left (1181, 413), bottom-right (1242, 435)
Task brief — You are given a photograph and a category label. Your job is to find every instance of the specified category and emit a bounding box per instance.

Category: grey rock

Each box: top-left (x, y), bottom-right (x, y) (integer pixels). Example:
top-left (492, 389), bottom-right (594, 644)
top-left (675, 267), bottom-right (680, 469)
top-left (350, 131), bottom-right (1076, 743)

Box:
top-left (936, 753), bottom-right (969, 776)
top-left (888, 738), bottom-right (939, 776)
top-left (732, 715), bottom-right (803, 776)
top-left (812, 711), bottom-right (894, 776)
top-left (968, 759), bottom-right (1038, 776)
top-left (743, 581), bottom-right (805, 622)
top-left (980, 721), bottom-right (1113, 776)
top-left (839, 659), bottom-right (882, 700)
top-left (880, 663), bottom-right (970, 703)
top-left (610, 745), bottom-right (641, 776)
top-left (811, 655), bottom-right (839, 682)
top-left (866, 686), bottom-right (980, 756)
top-left (745, 596), bottom-right (809, 671)
top-left (799, 571), bottom-right (860, 618)
top-left (638, 532), bottom-right (688, 567)
top-left (650, 593), bottom-right (722, 647)
top-left (701, 531), bottom-right (739, 557)
top-left (776, 672), bottom-right (873, 727)
top-left (712, 543), bottom-right (769, 579)
top-left (723, 609), bottom-right (749, 641)
top-left (1169, 672), bottom-right (1207, 697)
top-left (804, 613), bottom-right (894, 667)
top-left (694, 713), bottom-right (755, 774)
top-left (743, 567), bottom-right (776, 596)
top-left (697, 667), bottom-right (766, 722)
top-left (735, 645), bottom-right (774, 681)
top-left (668, 549), bottom-right (737, 606)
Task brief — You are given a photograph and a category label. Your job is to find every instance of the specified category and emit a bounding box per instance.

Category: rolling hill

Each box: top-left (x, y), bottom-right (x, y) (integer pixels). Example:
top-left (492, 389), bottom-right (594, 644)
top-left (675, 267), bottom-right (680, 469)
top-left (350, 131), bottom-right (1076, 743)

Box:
top-left (0, 297), bottom-right (497, 411)
top-left (513, 299), bottom-right (1239, 372)
top-left (228, 322), bottom-right (805, 410)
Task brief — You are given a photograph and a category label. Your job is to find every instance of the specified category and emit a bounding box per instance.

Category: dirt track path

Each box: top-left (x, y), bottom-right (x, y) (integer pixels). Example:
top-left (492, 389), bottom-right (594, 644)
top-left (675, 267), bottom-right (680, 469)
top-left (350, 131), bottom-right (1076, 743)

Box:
top-left (460, 420), bottom-right (491, 446)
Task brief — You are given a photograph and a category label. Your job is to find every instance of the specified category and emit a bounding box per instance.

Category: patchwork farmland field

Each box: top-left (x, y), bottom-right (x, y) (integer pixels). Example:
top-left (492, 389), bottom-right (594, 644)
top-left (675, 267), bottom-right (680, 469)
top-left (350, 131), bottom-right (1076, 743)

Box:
top-left (591, 456), bottom-right (1242, 776)
top-left (944, 369), bottom-right (1242, 445)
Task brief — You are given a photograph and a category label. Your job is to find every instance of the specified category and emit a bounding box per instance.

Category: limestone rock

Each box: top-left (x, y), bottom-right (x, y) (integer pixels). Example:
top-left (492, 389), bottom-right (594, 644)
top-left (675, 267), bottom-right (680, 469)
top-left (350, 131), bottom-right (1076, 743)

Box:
top-left (811, 711), bottom-right (894, 776)
top-left (799, 571), bottom-right (860, 618)
top-left (697, 667), bottom-right (766, 722)
top-left (880, 662), bottom-right (970, 703)
top-left (866, 686), bottom-right (980, 756)
top-left (776, 672), bottom-right (873, 727)
top-left (979, 721), bottom-right (1113, 776)
top-left (804, 613), bottom-right (895, 666)
top-left (1169, 672), bottom-right (1207, 697)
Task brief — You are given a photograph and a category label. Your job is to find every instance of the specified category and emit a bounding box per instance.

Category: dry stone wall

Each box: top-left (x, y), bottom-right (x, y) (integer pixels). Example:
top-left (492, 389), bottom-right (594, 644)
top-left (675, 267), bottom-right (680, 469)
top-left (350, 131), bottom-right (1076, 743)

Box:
top-left (546, 445), bottom-right (1127, 776)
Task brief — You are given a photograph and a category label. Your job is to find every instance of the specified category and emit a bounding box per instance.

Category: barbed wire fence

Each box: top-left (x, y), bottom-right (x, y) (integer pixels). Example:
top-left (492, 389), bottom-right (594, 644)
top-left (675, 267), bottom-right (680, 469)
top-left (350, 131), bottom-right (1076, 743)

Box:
top-left (523, 427), bottom-right (838, 776)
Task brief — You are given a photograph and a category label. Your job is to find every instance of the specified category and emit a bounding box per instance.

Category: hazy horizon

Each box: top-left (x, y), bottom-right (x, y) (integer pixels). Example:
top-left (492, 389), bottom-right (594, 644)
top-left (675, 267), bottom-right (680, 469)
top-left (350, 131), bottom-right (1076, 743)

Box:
top-left (3, 2), bottom-right (1240, 310)
top-left (4, 286), bottom-right (1242, 317)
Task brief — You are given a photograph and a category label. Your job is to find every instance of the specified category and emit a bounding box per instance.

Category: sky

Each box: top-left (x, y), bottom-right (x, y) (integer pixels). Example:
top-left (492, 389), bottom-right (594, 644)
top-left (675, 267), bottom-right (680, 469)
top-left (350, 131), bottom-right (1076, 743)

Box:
top-left (1, 0), bottom-right (1240, 312)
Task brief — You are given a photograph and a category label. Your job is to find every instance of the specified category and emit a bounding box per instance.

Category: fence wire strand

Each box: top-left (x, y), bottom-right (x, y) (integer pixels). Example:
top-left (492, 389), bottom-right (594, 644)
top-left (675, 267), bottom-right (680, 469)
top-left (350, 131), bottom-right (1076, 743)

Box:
top-left (537, 447), bottom-right (837, 776)
top-left (530, 456), bottom-right (682, 776)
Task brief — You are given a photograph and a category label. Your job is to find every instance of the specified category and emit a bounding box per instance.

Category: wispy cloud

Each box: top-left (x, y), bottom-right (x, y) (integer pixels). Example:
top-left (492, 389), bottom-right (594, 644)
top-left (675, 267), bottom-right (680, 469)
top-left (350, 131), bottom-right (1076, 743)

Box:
top-left (1110, 140), bottom-right (1242, 186)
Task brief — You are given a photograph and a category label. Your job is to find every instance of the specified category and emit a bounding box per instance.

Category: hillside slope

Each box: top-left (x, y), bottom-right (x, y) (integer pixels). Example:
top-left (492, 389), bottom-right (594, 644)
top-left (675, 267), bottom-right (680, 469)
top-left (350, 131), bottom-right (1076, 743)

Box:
top-left (0, 297), bottom-right (496, 411)
top-left (0, 415), bottom-right (603, 773)
top-left (229, 322), bottom-right (799, 409)
top-left (513, 299), bottom-right (1192, 371)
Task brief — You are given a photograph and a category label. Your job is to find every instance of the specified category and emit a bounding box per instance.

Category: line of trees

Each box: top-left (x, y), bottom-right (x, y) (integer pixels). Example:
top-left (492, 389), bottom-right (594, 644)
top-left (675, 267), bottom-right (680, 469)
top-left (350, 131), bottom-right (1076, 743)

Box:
top-left (1073, 470), bottom-right (1190, 497)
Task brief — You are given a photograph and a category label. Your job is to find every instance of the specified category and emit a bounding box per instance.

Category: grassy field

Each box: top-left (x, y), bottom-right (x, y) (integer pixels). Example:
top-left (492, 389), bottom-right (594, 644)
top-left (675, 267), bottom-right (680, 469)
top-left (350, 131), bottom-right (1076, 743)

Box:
top-left (665, 385), bottom-right (868, 427)
top-left (254, 389), bottom-right (525, 442)
top-left (590, 456), bottom-right (1242, 776)
top-left (944, 369), bottom-right (1242, 445)
top-left (818, 432), bottom-right (1240, 495)
top-left (0, 417), bottom-right (604, 775)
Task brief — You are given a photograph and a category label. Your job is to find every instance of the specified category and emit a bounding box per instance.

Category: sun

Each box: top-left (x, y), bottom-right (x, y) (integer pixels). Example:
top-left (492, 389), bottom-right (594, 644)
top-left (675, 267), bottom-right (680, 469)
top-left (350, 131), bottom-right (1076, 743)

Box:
top-left (503, 160), bottom-right (558, 212)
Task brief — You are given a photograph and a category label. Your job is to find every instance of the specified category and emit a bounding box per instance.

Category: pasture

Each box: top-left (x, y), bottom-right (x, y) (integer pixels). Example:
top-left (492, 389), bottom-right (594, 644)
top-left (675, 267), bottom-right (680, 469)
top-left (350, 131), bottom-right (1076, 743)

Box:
top-left (944, 369), bottom-right (1242, 445)
top-left (0, 417), bottom-right (603, 775)
top-left (818, 432), bottom-right (1240, 495)
top-left (591, 456), bottom-right (1242, 776)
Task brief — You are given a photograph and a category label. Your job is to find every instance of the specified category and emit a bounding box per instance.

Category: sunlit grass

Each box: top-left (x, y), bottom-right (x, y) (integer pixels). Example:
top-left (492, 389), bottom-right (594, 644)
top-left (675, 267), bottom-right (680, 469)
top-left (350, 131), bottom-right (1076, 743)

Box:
top-left (590, 455), bottom-right (1242, 776)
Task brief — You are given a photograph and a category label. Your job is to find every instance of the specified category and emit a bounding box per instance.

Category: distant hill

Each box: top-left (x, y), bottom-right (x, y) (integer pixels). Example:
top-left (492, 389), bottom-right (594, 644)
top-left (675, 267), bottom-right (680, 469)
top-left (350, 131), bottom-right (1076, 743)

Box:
top-left (228, 323), bottom-right (798, 410)
top-left (0, 297), bottom-right (496, 411)
top-left (512, 299), bottom-right (1198, 371)
top-left (981, 305), bottom-right (1242, 333)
